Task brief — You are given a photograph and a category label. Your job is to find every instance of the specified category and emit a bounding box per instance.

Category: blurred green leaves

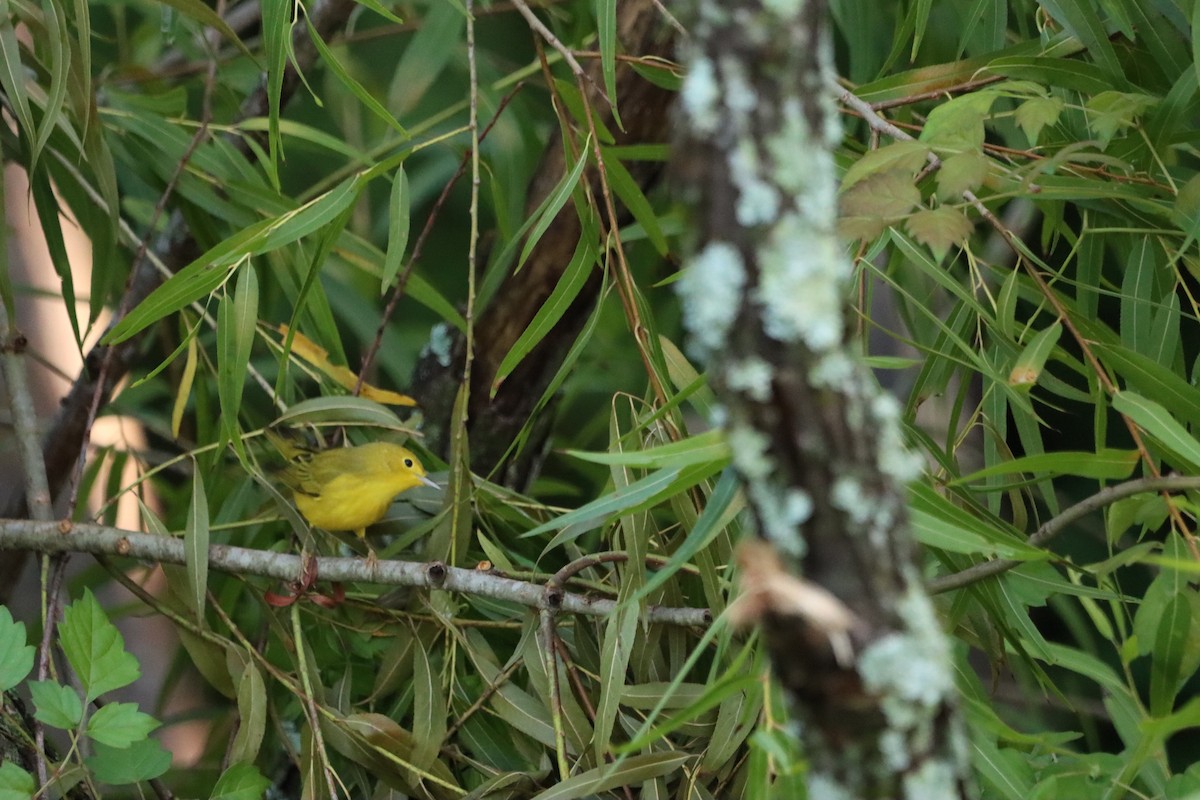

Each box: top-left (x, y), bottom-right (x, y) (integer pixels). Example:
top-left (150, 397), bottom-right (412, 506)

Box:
top-left (8, 0), bottom-right (1200, 797)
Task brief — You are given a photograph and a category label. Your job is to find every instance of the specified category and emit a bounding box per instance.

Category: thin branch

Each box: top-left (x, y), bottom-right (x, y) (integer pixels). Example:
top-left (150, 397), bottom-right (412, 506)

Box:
top-left (547, 550), bottom-right (629, 591)
top-left (0, 304), bottom-right (53, 521)
top-left (538, 608), bottom-right (570, 781)
top-left (33, 557), bottom-right (68, 796)
top-left (0, 521), bottom-right (712, 627)
top-left (444, 656), bottom-right (525, 738)
top-left (356, 82), bottom-right (525, 389)
top-left (551, 638), bottom-right (636, 800)
top-left (572, 67), bottom-right (671, 410)
top-left (290, 604), bottom-right (341, 799)
top-left (1, 298), bottom-right (59, 795)
top-left (464, 0), bottom-right (481, 393)
top-left (648, 0), bottom-right (687, 37)
top-left (928, 475), bottom-right (1200, 594)
top-left (864, 75), bottom-right (1004, 111)
top-left (509, 0), bottom-right (609, 106)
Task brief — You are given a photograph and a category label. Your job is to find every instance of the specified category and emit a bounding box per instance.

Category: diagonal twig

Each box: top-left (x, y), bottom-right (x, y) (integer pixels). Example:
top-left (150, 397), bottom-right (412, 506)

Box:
top-left (928, 475), bottom-right (1200, 594)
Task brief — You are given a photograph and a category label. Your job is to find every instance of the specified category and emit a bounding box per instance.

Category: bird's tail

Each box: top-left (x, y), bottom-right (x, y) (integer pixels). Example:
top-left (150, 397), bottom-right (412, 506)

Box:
top-left (262, 427), bottom-right (312, 465)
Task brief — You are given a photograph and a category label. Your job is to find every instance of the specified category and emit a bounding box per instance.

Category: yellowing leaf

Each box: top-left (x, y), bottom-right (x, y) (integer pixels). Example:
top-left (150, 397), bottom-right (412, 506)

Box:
top-left (277, 325), bottom-right (417, 406)
top-left (841, 141), bottom-right (931, 192)
top-left (838, 215), bottom-right (888, 243)
top-left (1008, 322), bottom-right (1062, 390)
top-left (936, 152), bottom-right (990, 199)
top-left (1014, 96), bottom-right (1063, 145)
top-left (840, 170), bottom-right (920, 219)
top-left (903, 207), bottom-right (974, 257)
top-left (172, 334), bottom-right (199, 438)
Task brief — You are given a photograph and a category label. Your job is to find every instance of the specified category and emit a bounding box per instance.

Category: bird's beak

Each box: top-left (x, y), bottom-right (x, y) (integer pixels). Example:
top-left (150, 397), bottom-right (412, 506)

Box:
top-left (419, 475), bottom-right (440, 489)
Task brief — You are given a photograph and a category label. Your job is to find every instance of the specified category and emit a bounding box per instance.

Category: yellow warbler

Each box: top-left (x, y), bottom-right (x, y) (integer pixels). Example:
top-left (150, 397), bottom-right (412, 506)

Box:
top-left (266, 430), bottom-right (437, 561)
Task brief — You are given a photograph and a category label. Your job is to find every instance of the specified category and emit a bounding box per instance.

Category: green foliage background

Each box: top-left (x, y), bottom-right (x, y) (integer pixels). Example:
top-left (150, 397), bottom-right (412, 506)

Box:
top-left (4, 0), bottom-right (1200, 798)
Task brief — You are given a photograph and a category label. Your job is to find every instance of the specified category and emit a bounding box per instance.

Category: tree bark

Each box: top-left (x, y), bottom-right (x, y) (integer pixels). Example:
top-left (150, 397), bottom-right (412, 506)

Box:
top-left (672, 1), bottom-right (974, 797)
top-left (411, 0), bottom-right (675, 487)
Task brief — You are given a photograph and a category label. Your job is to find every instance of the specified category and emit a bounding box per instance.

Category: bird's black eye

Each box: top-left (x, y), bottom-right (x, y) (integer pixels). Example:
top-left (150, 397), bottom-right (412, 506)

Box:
top-left (404, 458), bottom-right (414, 468)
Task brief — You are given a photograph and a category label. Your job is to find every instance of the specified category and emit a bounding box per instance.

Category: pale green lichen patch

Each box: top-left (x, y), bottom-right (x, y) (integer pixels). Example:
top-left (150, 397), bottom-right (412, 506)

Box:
top-left (768, 128), bottom-right (838, 224)
top-left (725, 357), bottom-right (774, 401)
top-left (727, 423), bottom-right (772, 479)
top-left (831, 475), bottom-right (873, 525)
top-left (807, 772), bottom-right (856, 800)
top-left (756, 212), bottom-right (844, 350)
top-left (424, 322), bottom-right (454, 368)
top-left (749, 482), bottom-right (811, 558)
top-left (810, 352), bottom-right (855, 390)
top-left (880, 729), bottom-right (911, 772)
top-left (678, 241), bottom-right (746, 358)
top-left (762, 0), bottom-right (804, 14)
top-left (730, 141), bottom-right (781, 226)
top-left (903, 758), bottom-right (959, 800)
top-left (858, 587), bottom-right (954, 730)
top-left (872, 394), bottom-right (924, 483)
top-left (680, 54), bottom-right (721, 134)
top-left (721, 56), bottom-right (759, 118)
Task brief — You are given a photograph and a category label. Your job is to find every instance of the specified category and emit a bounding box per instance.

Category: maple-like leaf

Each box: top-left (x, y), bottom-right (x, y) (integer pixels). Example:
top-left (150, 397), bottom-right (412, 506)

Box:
top-left (1015, 96), bottom-right (1063, 146)
top-left (904, 207), bottom-right (974, 257)
top-left (840, 170), bottom-right (920, 219)
top-left (936, 152), bottom-right (990, 199)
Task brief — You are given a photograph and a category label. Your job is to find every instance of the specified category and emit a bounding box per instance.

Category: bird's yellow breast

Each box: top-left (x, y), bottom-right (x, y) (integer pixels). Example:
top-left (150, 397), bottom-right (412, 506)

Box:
top-left (293, 472), bottom-right (402, 532)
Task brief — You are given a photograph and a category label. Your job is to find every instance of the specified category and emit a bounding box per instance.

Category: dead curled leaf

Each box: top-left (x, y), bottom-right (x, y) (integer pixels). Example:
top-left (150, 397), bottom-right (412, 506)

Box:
top-left (277, 324), bottom-right (417, 406)
top-left (729, 539), bottom-right (860, 666)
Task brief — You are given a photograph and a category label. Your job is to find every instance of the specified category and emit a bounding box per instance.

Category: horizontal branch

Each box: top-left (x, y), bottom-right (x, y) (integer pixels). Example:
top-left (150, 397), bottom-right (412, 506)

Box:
top-left (0, 520), bottom-right (711, 627)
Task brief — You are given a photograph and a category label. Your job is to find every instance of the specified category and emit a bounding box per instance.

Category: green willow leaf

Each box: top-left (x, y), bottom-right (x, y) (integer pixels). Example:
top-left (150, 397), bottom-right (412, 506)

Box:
top-left (517, 138), bottom-right (591, 271)
top-left (228, 657), bottom-right (266, 765)
top-left (528, 752), bottom-right (694, 800)
top-left (381, 165), bottom-right (412, 292)
top-left (603, 150), bottom-right (667, 254)
top-left (596, 0), bottom-right (619, 126)
top-left (185, 464), bottom-right (210, 626)
top-left (1113, 391), bottom-right (1200, 469)
top-left (952, 449), bottom-right (1138, 485)
top-left (218, 265), bottom-right (259, 448)
top-left (260, 0), bottom-right (289, 181)
top-left (566, 429), bottom-right (730, 469)
top-left (104, 176), bottom-right (362, 345)
top-left (306, 18), bottom-right (407, 139)
top-left (1149, 593), bottom-right (1190, 717)
top-left (270, 396), bottom-right (404, 429)
top-left (493, 234), bottom-right (596, 396)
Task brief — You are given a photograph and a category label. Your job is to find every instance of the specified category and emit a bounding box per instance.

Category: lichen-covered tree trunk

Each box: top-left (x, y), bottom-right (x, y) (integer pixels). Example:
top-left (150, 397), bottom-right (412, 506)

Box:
top-left (672, 2), bottom-right (973, 797)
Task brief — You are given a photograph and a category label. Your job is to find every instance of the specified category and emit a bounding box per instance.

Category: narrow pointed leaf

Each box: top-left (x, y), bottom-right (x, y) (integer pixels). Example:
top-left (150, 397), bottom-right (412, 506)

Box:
top-left (185, 465), bottom-right (210, 624)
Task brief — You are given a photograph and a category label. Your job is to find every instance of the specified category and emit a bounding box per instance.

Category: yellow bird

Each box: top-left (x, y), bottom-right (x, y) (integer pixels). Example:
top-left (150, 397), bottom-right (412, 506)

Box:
top-left (266, 430), bottom-right (437, 563)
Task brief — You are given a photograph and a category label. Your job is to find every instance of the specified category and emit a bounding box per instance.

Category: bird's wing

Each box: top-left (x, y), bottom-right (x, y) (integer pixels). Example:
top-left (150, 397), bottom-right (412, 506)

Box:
top-left (266, 430), bottom-right (326, 496)
top-left (297, 446), bottom-right (371, 493)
